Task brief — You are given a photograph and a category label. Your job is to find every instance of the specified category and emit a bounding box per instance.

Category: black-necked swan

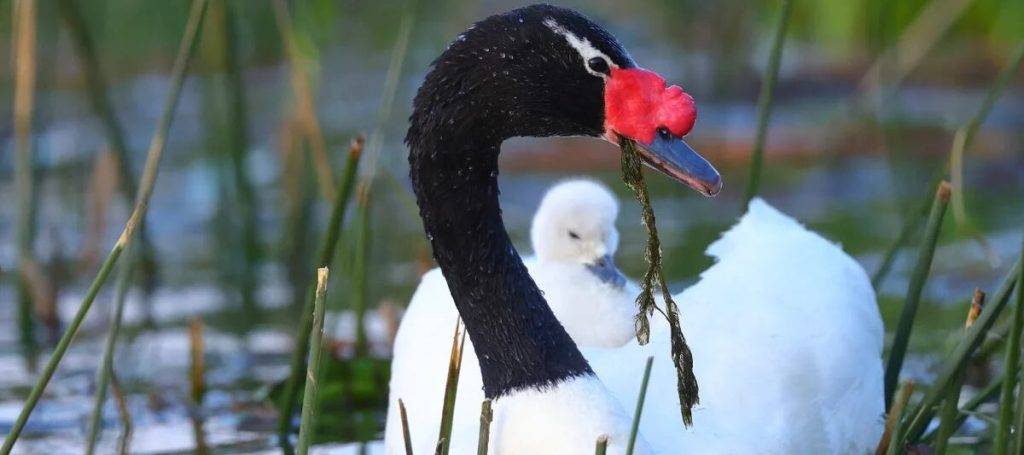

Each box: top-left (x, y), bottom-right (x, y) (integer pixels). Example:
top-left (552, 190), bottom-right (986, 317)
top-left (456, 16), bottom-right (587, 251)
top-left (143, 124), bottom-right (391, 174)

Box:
top-left (387, 190), bottom-right (885, 453)
top-left (386, 179), bottom-right (638, 453)
top-left (403, 4), bottom-right (719, 454)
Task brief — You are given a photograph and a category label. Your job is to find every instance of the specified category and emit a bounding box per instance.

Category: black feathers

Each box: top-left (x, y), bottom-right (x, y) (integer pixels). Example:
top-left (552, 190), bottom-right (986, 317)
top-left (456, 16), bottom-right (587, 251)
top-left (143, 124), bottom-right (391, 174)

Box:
top-left (407, 5), bottom-right (630, 397)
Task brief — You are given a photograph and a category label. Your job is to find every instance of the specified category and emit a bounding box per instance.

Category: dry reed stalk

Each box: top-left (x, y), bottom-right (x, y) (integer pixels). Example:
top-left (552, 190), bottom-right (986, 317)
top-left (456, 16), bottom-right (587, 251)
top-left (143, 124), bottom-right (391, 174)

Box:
top-left (81, 149), bottom-right (119, 270)
top-left (876, 380), bottom-right (915, 455)
top-left (932, 288), bottom-right (985, 454)
top-left (477, 399), bottom-right (492, 455)
top-left (190, 317), bottom-right (205, 406)
top-left (399, 398), bottom-right (414, 455)
top-left (271, 0), bottom-right (336, 201)
top-left (949, 128), bottom-right (999, 267)
top-left (18, 258), bottom-right (53, 330)
top-left (436, 318), bottom-right (467, 455)
top-left (13, 0), bottom-right (39, 373)
top-left (109, 371), bottom-right (132, 455)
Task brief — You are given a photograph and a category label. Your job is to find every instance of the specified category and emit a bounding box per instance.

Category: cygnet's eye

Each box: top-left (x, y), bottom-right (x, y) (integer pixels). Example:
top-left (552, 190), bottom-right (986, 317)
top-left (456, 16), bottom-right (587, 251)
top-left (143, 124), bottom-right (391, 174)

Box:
top-left (567, 230), bottom-right (581, 240)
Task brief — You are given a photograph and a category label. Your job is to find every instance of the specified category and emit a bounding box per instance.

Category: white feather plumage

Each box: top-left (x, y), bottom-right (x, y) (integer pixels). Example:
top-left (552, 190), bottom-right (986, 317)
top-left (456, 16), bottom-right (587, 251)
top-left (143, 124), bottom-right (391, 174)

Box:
top-left (589, 198), bottom-right (885, 454)
top-left (385, 192), bottom-right (884, 454)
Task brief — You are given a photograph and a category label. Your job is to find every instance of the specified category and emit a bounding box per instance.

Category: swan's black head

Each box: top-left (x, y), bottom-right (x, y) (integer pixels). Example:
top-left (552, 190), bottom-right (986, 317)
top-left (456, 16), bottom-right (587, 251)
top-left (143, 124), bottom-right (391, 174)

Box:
top-left (408, 3), bottom-right (721, 196)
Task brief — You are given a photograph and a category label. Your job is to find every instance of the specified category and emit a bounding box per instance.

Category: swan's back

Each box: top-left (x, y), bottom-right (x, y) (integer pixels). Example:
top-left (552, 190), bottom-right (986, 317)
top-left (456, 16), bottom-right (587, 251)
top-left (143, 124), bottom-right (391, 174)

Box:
top-left (589, 198), bottom-right (884, 453)
top-left (689, 198), bottom-right (884, 451)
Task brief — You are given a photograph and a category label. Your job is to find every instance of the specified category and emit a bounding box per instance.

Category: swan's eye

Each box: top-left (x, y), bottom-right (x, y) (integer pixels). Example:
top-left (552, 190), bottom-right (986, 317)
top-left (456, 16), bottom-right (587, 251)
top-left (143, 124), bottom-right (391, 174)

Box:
top-left (587, 57), bottom-right (610, 76)
top-left (568, 230), bottom-right (581, 240)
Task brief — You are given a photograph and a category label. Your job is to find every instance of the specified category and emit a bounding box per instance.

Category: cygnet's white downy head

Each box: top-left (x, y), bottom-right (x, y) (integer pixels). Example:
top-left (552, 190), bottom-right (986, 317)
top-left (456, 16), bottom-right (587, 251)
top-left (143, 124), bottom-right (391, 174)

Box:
top-left (528, 179), bottom-right (637, 348)
top-left (531, 179), bottom-right (623, 284)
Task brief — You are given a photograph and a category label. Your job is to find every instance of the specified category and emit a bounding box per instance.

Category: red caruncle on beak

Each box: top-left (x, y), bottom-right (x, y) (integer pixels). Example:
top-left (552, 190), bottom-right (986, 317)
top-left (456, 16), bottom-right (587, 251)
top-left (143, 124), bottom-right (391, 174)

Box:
top-left (604, 67), bottom-right (697, 144)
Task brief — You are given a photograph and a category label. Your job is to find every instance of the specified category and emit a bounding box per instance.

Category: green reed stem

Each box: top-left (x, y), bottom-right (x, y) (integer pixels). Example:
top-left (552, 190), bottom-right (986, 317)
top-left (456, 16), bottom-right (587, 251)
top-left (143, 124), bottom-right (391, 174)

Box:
top-left (933, 288), bottom-right (984, 455)
top-left (57, 0), bottom-right (161, 300)
top-left (976, 321), bottom-right (1010, 364)
top-left (399, 398), bottom-right (414, 455)
top-left (0, 3), bottom-right (209, 452)
top-left (742, 0), bottom-right (793, 208)
top-left (884, 381), bottom-right (914, 455)
top-left (872, 42), bottom-right (1024, 289)
top-left (899, 257), bottom-right (1021, 445)
top-left (84, 244), bottom-right (138, 455)
top-left (361, 9), bottom-right (414, 178)
top-left (626, 356), bottom-right (654, 455)
top-left (353, 183), bottom-right (373, 357)
top-left (931, 378), bottom-right (960, 454)
top-left (297, 268), bottom-right (330, 455)
top-left (595, 435), bottom-right (609, 455)
top-left (1015, 364), bottom-right (1024, 455)
top-left (477, 399), bottom-right (492, 455)
top-left (219, 0), bottom-right (260, 320)
top-left (278, 139), bottom-right (364, 448)
top-left (995, 234), bottom-right (1024, 454)
top-left (4, 250), bottom-right (121, 454)
top-left (13, 0), bottom-right (39, 373)
top-left (884, 182), bottom-right (952, 408)
top-left (437, 319), bottom-right (467, 455)
top-left (924, 371), bottom-right (1004, 443)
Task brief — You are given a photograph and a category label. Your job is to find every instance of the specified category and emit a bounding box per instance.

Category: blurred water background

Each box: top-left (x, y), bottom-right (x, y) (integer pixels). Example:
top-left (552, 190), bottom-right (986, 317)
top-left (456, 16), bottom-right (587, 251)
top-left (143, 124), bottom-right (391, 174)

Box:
top-left (0, 0), bottom-right (1023, 452)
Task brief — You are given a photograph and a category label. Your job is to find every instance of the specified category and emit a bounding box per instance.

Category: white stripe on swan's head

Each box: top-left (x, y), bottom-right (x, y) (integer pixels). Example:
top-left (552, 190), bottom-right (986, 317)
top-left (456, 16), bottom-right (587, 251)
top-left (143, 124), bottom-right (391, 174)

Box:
top-left (543, 17), bottom-right (621, 79)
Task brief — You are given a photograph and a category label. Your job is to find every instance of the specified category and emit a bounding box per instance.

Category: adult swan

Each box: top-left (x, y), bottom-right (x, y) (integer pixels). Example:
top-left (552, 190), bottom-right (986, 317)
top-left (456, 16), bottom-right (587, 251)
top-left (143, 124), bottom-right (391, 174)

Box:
top-left (405, 4), bottom-right (719, 454)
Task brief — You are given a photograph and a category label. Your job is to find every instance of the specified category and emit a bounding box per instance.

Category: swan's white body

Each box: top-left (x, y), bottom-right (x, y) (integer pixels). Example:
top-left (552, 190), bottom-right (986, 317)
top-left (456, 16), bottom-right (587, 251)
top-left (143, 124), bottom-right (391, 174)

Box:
top-left (488, 375), bottom-right (645, 454)
top-left (385, 181), bottom-right (642, 454)
top-left (385, 262), bottom-right (643, 454)
top-left (386, 197), bottom-right (884, 454)
top-left (590, 198), bottom-right (885, 454)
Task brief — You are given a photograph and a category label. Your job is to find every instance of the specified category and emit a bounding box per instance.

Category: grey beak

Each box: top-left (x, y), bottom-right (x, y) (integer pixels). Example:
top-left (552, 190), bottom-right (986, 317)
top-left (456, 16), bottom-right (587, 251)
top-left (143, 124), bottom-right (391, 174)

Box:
top-left (636, 135), bottom-right (722, 197)
top-left (586, 254), bottom-right (627, 288)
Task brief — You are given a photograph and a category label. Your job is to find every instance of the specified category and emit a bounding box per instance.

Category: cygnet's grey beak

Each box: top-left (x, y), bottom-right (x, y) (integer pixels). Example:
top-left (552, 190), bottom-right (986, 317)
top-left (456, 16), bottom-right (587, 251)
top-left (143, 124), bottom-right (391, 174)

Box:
top-left (586, 254), bottom-right (627, 289)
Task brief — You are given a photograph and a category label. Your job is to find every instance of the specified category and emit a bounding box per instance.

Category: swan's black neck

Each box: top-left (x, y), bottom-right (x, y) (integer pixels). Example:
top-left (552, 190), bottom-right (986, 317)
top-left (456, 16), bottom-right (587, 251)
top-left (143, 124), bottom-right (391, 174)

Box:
top-left (406, 4), bottom-right (634, 397)
top-left (409, 141), bottom-right (591, 397)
